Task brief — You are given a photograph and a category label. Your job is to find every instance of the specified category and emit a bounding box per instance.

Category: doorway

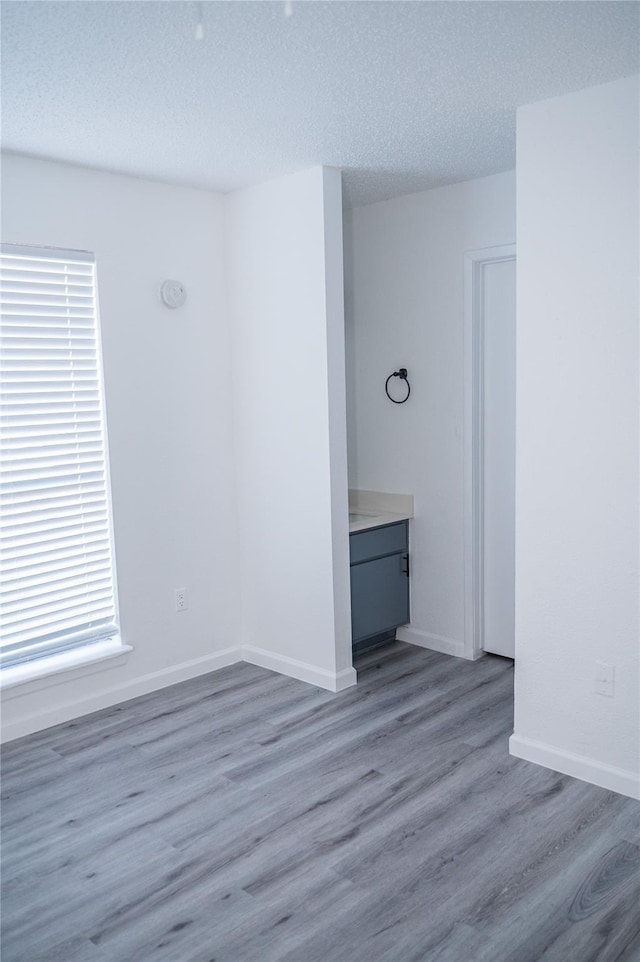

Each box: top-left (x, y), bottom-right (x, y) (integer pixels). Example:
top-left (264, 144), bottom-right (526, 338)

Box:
top-left (463, 245), bottom-right (516, 659)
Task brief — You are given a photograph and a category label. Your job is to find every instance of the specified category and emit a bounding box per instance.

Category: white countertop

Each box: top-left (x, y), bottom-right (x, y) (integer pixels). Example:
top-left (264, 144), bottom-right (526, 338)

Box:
top-left (348, 489), bottom-right (414, 532)
top-left (349, 511), bottom-right (412, 533)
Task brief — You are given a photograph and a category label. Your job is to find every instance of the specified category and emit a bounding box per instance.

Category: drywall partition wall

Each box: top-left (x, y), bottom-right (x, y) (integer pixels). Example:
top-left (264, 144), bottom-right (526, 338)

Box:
top-left (1, 154), bottom-right (241, 740)
top-left (511, 76), bottom-right (640, 799)
top-left (322, 170), bottom-right (355, 678)
top-left (226, 167), bottom-right (355, 691)
top-left (344, 171), bottom-right (515, 657)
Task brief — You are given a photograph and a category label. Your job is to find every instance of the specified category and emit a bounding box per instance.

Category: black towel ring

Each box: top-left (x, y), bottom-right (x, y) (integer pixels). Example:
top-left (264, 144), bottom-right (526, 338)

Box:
top-left (385, 368), bottom-right (411, 404)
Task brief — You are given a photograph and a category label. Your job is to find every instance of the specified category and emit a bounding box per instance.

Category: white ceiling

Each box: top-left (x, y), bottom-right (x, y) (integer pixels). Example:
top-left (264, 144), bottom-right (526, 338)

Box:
top-left (1, 1), bottom-right (638, 207)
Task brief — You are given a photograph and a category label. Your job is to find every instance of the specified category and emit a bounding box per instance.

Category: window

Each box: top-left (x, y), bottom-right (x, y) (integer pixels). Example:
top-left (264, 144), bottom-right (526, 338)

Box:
top-left (1, 244), bottom-right (120, 670)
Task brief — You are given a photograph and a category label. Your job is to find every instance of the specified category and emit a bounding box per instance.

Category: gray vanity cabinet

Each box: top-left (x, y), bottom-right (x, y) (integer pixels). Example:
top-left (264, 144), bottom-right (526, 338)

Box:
top-left (349, 520), bottom-right (409, 653)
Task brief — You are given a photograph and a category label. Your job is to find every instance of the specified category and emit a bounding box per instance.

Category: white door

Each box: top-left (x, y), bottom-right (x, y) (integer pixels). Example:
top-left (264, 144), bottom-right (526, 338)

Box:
top-left (482, 257), bottom-right (516, 658)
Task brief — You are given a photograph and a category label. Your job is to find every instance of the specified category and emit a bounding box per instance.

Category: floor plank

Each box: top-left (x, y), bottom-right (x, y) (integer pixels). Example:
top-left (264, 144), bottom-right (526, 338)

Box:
top-left (2, 643), bottom-right (639, 961)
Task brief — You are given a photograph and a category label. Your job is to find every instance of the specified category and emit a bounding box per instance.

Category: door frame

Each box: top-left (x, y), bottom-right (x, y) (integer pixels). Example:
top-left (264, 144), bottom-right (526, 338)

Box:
top-left (463, 244), bottom-right (516, 660)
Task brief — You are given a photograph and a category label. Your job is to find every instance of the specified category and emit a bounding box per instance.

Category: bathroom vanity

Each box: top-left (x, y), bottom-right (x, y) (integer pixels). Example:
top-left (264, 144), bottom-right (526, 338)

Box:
top-left (348, 491), bottom-right (413, 654)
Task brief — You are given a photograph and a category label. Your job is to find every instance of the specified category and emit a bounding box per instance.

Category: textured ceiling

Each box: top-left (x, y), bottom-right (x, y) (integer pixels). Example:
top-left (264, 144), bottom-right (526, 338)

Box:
top-left (1, 1), bottom-right (638, 207)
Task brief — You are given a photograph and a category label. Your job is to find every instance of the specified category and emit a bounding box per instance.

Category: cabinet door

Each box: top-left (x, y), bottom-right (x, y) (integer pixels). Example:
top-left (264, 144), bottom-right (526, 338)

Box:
top-left (349, 522), bottom-right (408, 564)
top-left (350, 553), bottom-right (409, 642)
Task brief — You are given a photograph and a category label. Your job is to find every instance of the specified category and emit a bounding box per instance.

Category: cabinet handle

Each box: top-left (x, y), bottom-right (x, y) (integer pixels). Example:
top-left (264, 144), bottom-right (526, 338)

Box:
top-left (401, 553), bottom-right (409, 576)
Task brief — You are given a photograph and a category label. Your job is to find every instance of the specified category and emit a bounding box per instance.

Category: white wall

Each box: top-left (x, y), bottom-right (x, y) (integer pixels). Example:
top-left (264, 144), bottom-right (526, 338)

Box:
top-left (511, 76), bottom-right (640, 799)
top-left (344, 171), bottom-right (515, 656)
top-left (226, 167), bottom-right (355, 691)
top-left (1, 154), bottom-right (241, 739)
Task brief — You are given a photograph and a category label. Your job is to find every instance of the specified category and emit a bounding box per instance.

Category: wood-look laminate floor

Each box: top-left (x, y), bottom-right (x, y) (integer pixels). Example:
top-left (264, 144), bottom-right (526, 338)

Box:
top-left (2, 643), bottom-right (639, 962)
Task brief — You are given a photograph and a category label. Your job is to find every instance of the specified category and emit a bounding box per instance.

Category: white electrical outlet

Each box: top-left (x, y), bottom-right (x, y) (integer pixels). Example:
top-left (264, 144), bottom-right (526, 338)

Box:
top-left (175, 588), bottom-right (188, 612)
top-left (595, 661), bottom-right (614, 697)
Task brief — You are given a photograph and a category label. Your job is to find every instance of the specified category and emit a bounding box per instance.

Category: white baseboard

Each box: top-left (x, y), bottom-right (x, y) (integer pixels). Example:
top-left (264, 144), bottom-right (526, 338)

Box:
top-left (242, 645), bottom-right (357, 693)
top-left (1, 647), bottom-right (243, 743)
top-left (509, 733), bottom-right (640, 801)
top-left (396, 626), bottom-right (466, 659)
top-left (1, 642), bottom-right (358, 743)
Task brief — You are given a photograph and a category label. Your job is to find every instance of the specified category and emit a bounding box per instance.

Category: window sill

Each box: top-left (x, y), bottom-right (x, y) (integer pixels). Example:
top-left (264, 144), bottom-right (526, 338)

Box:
top-left (0, 638), bottom-right (133, 691)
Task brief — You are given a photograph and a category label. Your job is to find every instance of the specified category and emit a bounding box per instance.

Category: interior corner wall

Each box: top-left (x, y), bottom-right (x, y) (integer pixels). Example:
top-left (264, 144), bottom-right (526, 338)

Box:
top-left (226, 167), bottom-right (354, 691)
top-left (511, 76), bottom-right (640, 799)
top-left (1, 154), bottom-right (241, 740)
top-left (344, 171), bottom-right (515, 655)
top-left (322, 169), bottom-right (354, 677)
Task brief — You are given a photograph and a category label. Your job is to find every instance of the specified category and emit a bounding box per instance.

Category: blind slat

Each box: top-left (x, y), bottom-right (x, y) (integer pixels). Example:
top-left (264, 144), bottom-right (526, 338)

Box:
top-left (3, 441), bottom-right (104, 460)
top-left (2, 589), bottom-right (115, 626)
top-left (3, 609), bottom-right (115, 647)
top-left (1, 563), bottom-right (113, 598)
top-left (1, 547), bottom-right (112, 583)
top-left (2, 481), bottom-right (107, 507)
top-left (2, 491), bottom-right (106, 515)
top-left (0, 514), bottom-right (109, 544)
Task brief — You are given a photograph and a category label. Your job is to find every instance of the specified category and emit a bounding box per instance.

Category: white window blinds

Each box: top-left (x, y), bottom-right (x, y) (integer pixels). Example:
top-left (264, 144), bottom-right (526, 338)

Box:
top-left (1, 244), bottom-right (119, 667)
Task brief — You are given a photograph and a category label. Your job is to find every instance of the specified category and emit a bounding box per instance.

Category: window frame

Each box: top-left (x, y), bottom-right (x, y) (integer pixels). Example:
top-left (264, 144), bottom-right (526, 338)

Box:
top-left (1, 242), bottom-right (124, 676)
